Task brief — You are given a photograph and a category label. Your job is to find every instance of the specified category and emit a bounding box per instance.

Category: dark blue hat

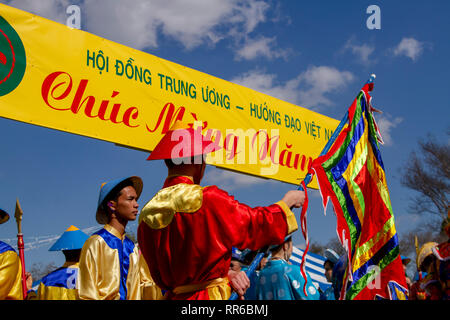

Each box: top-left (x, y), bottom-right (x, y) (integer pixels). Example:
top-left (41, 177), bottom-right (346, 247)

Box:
top-left (232, 247), bottom-right (243, 261)
top-left (0, 208), bottom-right (10, 225)
top-left (401, 255), bottom-right (411, 265)
top-left (324, 248), bottom-right (340, 265)
top-left (96, 176), bottom-right (143, 224)
top-left (269, 234), bottom-right (293, 251)
top-left (49, 225), bottom-right (89, 251)
top-left (332, 254), bottom-right (348, 298)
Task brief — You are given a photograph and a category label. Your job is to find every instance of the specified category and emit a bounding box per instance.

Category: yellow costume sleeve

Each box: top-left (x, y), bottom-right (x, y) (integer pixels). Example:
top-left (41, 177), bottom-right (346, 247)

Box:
top-left (139, 253), bottom-right (163, 300)
top-left (0, 250), bottom-right (24, 300)
top-left (275, 200), bottom-right (299, 235)
top-left (37, 282), bottom-right (46, 299)
top-left (125, 245), bottom-right (142, 300)
top-left (78, 234), bottom-right (118, 300)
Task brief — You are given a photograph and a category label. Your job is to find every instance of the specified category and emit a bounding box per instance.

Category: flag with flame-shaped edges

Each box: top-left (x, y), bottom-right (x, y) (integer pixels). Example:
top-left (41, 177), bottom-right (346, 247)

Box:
top-left (310, 81), bottom-right (408, 300)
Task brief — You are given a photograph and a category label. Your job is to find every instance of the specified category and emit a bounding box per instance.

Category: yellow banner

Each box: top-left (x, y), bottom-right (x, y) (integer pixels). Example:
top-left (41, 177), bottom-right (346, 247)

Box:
top-left (0, 4), bottom-right (340, 188)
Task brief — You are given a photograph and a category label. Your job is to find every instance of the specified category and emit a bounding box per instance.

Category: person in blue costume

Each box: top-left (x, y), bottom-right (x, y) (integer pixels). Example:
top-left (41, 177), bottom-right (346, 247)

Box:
top-left (0, 208), bottom-right (25, 300)
top-left (36, 225), bottom-right (89, 300)
top-left (230, 247), bottom-right (243, 271)
top-left (0, 207), bottom-right (35, 300)
top-left (78, 176), bottom-right (144, 300)
top-left (256, 236), bottom-right (320, 300)
top-left (401, 255), bottom-right (412, 291)
top-left (331, 253), bottom-right (350, 299)
top-left (239, 249), bottom-right (269, 300)
top-left (320, 248), bottom-right (340, 300)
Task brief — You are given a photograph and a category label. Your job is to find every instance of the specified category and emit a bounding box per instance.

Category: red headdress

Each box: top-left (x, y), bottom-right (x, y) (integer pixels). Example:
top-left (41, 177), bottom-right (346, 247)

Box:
top-left (147, 120), bottom-right (221, 161)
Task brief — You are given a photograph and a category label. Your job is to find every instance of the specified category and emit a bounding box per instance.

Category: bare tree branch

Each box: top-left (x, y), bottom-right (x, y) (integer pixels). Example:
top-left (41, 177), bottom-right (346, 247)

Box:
top-left (400, 133), bottom-right (449, 224)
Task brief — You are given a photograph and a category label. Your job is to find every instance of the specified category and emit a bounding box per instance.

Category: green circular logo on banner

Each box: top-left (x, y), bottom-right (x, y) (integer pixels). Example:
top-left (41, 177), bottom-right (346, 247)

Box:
top-left (0, 15), bottom-right (26, 96)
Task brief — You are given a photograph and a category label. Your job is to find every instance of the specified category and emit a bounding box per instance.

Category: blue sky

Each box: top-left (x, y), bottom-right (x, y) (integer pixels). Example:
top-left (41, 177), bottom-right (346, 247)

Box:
top-left (0, 0), bottom-right (449, 271)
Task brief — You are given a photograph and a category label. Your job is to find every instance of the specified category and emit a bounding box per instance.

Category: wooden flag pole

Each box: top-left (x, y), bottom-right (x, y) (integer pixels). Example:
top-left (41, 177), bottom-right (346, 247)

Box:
top-left (14, 199), bottom-right (27, 299)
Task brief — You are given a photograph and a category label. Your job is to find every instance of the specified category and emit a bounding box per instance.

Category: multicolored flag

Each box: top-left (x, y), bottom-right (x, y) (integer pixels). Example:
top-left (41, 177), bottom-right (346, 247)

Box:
top-left (309, 80), bottom-right (408, 300)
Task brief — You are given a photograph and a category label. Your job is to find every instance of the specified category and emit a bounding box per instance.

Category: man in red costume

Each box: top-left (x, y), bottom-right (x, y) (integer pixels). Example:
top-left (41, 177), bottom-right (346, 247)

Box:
top-left (138, 121), bottom-right (305, 300)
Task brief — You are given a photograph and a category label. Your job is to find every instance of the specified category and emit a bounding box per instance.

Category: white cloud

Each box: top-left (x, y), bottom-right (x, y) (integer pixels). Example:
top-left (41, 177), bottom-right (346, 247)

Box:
top-left (374, 113), bottom-right (403, 146)
top-left (231, 66), bottom-right (354, 110)
top-left (4, 0), bottom-right (289, 60)
top-left (296, 66), bottom-right (354, 109)
top-left (227, 0), bottom-right (269, 34)
top-left (4, 0), bottom-right (70, 24)
top-left (231, 69), bottom-right (301, 104)
top-left (83, 0), bottom-right (160, 49)
top-left (343, 38), bottom-right (375, 64)
top-left (392, 37), bottom-right (424, 61)
top-left (234, 36), bottom-right (290, 61)
top-left (82, 0), bottom-right (271, 51)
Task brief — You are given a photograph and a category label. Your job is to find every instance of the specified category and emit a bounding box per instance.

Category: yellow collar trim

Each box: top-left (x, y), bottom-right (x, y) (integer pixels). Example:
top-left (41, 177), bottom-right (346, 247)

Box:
top-left (104, 224), bottom-right (125, 240)
top-left (62, 261), bottom-right (79, 268)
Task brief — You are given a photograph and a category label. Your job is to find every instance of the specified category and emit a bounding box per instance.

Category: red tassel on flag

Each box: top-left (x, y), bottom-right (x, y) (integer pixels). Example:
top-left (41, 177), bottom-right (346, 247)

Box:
top-left (299, 180), bottom-right (310, 297)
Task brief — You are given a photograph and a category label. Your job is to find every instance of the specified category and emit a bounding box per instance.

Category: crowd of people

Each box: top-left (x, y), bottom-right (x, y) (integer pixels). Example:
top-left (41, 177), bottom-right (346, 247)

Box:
top-left (1, 120), bottom-right (448, 300)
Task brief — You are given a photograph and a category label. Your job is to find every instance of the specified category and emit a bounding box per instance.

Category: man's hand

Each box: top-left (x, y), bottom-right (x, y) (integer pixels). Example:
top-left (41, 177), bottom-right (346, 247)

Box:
top-left (406, 277), bottom-right (412, 287)
top-left (281, 190), bottom-right (305, 209)
top-left (25, 272), bottom-right (33, 291)
top-left (228, 269), bottom-right (250, 300)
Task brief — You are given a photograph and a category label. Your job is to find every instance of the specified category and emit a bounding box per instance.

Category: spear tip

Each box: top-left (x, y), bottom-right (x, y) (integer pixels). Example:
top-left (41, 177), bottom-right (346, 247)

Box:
top-left (14, 198), bottom-right (23, 217)
top-left (14, 199), bottom-right (23, 233)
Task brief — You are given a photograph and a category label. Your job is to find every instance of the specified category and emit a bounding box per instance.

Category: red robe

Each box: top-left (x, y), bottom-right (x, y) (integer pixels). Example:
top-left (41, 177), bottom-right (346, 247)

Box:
top-left (138, 175), bottom-right (298, 300)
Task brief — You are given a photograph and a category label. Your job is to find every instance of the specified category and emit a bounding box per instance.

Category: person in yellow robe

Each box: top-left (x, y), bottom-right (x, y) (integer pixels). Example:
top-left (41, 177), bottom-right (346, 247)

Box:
top-left (78, 176), bottom-right (144, 300)
top-left (37, 225), bottom-right (89, 300)
top-left (0, 208), bottom-right (24, 300)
